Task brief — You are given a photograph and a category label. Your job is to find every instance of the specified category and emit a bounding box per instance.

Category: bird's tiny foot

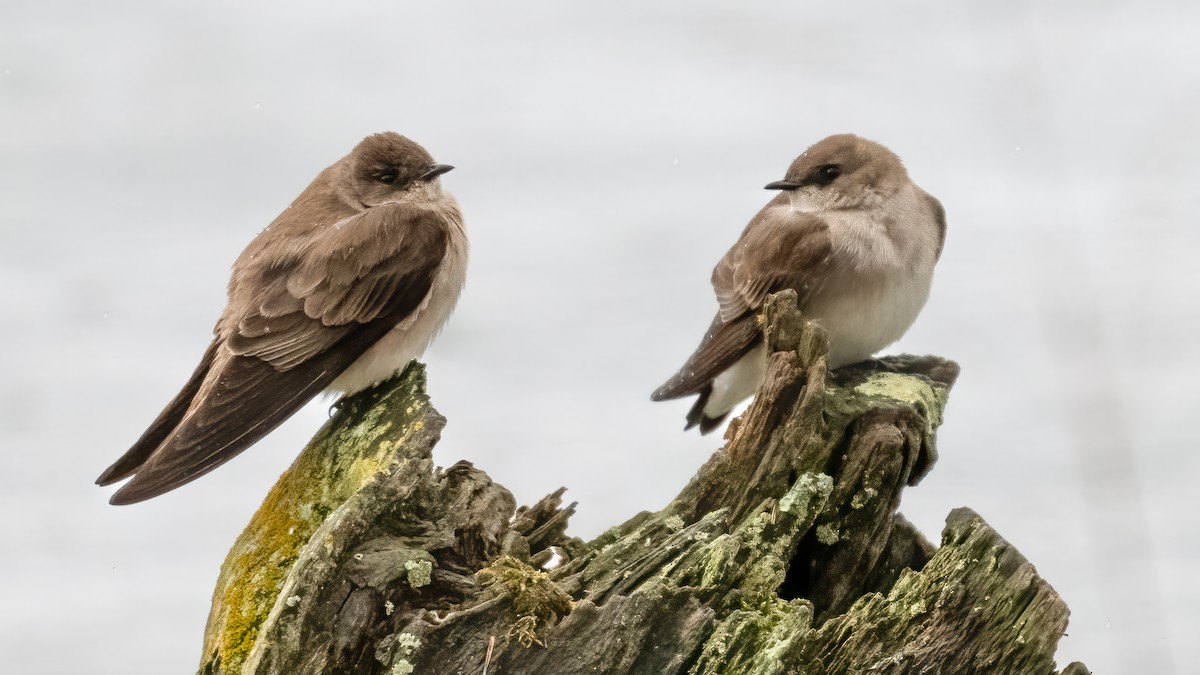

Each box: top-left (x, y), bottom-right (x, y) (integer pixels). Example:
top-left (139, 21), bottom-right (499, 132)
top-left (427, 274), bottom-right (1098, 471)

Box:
top-left (328, 397), bottom-right (348, 418)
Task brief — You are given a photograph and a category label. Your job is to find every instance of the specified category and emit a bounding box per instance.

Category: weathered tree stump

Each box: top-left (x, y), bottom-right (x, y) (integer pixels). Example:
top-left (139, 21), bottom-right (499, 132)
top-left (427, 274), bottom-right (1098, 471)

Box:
top-left (198, 291), bottom-right (1089, 675)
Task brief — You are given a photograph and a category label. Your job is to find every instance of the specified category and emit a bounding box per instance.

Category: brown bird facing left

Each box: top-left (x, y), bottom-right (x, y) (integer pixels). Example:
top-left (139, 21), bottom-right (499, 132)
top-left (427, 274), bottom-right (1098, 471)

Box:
top-left (97, 132), bottom-right (467, 505)
top-left (651, 134), bottom-right (945, 434)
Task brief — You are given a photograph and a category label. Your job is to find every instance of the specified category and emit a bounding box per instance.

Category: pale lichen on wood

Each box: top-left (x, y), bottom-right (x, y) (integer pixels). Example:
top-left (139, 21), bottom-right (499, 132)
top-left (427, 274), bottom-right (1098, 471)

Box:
top-left (198, 291), bottom-right (1089, 675)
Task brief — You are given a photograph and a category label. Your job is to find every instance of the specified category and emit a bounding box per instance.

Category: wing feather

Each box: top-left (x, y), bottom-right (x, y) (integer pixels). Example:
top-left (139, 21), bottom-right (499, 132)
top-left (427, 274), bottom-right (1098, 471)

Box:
top-left (653, 203), bottom-right (833, 402)
top-left (227, 204), bottom-right (448, 367)
top-left (711, 205), bottom-right (833, 320)
top-left (651, 313), bottom-right (761, 400)
top-left (106, 203), bottom-right (452, 503)
top-left (95, 340), bottom-right (220, 486)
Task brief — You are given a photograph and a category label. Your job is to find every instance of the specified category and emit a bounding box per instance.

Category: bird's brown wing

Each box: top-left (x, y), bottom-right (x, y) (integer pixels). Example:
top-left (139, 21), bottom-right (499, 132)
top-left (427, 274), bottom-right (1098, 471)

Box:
top-left (651, 205), bottom-right (832, 401)
top-left (223, 201), bottom-right (451, 367)
top-left (102, 204), bottom-right (450, 504)
top-left (711, 205), bottom-right (834, 322)
top-left (650, 313), bottom-right (760, 401)
top-left (95, 340), bottom-right (220, 486)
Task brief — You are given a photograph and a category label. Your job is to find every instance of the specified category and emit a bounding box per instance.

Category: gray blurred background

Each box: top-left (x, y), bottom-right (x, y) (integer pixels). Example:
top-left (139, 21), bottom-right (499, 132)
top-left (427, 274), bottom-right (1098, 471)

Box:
top-left (1, 1), bottom-right (1195, 673)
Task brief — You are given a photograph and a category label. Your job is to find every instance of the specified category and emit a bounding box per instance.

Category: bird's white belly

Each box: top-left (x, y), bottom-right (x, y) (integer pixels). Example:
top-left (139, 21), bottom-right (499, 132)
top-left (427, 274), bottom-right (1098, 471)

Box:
top-left (704, 342), bottom-right (767, 418)
top-left (327, 239), bottom-right (468, 394)
top-left (702, 262), bottom-right (932, 421)
top-left (808, 267), bottom-right (932, 368)
top-left (810, 198), bottom-right (938, 368)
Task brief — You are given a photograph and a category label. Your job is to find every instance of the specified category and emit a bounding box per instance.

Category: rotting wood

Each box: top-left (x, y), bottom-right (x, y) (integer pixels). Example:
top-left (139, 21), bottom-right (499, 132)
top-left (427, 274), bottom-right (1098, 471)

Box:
top-left (198, 290), bottom-right (1089, 675)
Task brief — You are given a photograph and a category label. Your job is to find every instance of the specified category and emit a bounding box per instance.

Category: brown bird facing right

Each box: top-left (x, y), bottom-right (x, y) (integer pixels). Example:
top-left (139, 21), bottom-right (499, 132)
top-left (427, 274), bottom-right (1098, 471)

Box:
top-left (97, 132), bottom-right (467, 504)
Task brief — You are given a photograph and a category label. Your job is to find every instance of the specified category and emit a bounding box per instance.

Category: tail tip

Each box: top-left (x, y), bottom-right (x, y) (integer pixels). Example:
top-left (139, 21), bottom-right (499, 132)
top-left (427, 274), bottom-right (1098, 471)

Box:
top-left (107, 481), bottom-right (150, 506)
top-left (650, 382), bottom-right (677, 401)
top-left (95, 466), bottom-right (123, 487)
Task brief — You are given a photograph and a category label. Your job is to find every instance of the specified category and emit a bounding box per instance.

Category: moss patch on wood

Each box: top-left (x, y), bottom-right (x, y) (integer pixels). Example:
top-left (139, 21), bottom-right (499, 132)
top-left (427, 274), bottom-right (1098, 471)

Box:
top-left (200, 363), bottom-right (433, 674)
top-left (197, 292), bottom-right (1088, 675)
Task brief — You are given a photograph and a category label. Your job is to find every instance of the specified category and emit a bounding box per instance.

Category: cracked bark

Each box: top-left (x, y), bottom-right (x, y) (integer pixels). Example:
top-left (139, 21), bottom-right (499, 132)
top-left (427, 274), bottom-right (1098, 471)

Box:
top-left (197, 290), bottom-right (1089, 675)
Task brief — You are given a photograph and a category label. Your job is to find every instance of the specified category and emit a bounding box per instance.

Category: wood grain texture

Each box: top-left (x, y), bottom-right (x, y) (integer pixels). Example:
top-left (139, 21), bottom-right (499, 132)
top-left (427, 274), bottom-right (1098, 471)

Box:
top-left (198, 292), bottom-right (1088, 675)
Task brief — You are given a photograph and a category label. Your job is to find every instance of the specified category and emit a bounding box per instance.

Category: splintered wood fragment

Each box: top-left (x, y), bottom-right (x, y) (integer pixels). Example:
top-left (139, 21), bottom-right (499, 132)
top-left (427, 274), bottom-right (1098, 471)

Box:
top-left (198, 292), bottom-right (1088, 675)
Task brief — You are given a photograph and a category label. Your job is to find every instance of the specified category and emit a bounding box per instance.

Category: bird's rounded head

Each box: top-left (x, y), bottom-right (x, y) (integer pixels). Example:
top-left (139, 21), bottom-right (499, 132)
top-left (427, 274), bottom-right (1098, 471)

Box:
top-left (767, 134), bottom-right (909, 210)
top-left (348, 132), bottom-right (454, 206)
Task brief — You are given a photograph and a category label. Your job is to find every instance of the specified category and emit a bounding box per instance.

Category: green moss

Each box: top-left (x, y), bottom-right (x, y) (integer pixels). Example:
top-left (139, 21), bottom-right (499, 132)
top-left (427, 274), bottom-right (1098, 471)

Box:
top-left (478, 556), bottom-right (574, 648)
top-left (777, 473), bottom-right (832, 517)
top-left (690, 599), bottom-right (814, 675)
top-left (404, 558), bottom-right (433, 588)
top-left (740, 473), bottom-right (833, 577)
top-left (815, 523), bottom-right (840, 545)
top-left (853, 372), bottom-right (949, 434)
top-left (666, 473), bottom-right (832, 601)
top-left (389, 633), bottom-right (421, 674)
top-left (508, 615), bottom-right (543, 648)
top-left (206, 363), bottom-right (433, 672)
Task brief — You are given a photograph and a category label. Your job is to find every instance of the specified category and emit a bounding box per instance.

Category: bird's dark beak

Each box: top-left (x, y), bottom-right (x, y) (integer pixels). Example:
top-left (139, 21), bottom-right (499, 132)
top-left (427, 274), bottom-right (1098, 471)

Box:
top-left (764, 179), bottom-right (803, 191)
top-left (421, 164), bottom-right (455, 181)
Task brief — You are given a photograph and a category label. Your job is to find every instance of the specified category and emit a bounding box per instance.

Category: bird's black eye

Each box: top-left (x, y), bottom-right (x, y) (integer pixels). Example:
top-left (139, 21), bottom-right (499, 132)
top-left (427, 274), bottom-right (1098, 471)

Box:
top-left (808, 164), bottom-right (841, 186)
top-left (375, 170), bottom-right (398, 185)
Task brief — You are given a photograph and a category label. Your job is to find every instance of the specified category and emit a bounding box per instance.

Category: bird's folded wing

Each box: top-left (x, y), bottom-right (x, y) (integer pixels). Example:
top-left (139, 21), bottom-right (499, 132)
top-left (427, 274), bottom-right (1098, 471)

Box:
top-left (711, 207), bottom-right (833, 322)
top-left (225, 203), bottom-right (450, 367)
top-left (95, 340), bottom-right (220, 486)
top-left (652, 209), bottom-right (834, 401)
top-left (106, 204), bottom-right (449, 504)
top-left (650, 312), bottom-right (761, 400)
